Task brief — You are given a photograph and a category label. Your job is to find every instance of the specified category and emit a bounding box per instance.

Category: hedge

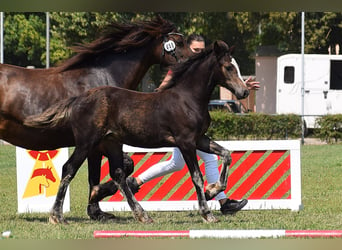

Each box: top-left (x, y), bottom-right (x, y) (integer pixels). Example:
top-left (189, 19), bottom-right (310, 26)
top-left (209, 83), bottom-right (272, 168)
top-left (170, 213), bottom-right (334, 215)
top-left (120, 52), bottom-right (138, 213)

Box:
top-left (315, 114), bottom-right (342, 143)
top-left (207, 111), bottom-right (302, 140)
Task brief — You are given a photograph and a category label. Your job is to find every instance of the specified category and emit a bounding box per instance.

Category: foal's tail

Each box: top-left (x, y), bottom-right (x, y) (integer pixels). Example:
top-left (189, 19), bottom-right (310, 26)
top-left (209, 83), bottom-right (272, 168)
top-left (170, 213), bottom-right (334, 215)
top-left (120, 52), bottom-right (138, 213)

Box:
top-left (24, 97), bottom-right (77, 129)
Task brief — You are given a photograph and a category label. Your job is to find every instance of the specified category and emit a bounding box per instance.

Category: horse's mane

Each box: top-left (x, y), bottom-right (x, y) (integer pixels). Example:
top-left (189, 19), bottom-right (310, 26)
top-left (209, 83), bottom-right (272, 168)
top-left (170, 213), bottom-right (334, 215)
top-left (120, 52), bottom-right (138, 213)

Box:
top-left (56, 15), bottom-right (176, 72)
top-left (158, 44), bottom-right (216, 91)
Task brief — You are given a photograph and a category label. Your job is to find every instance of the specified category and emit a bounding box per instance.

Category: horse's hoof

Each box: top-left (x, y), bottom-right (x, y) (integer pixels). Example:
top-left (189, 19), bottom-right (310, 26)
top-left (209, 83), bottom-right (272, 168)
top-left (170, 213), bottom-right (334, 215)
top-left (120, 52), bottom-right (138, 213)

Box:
top-left (202, 213), bottom-right (220, 223)
top-left (141, 217), bottom-right (154, 224)
top-left (89, 211), bottom-right (116, 222)
top-left (49, 215), bottom-right (69, 225)
top-left (87, 203), bottom-right (117, 222)
top-left (205, 182), bottom-right (225, 201)
top-left (138, 215), bottom-right (154, 224)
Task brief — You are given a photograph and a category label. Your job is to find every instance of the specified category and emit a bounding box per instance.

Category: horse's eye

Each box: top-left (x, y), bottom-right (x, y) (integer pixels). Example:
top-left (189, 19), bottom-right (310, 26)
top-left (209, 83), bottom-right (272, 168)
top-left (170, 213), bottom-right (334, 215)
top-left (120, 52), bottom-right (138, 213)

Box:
top-left (176, 41), bottom-right (184, 47)
top-left (226, 65), bottom-right (234, 71)
top-left (168, 37), bottom-right (183, 47)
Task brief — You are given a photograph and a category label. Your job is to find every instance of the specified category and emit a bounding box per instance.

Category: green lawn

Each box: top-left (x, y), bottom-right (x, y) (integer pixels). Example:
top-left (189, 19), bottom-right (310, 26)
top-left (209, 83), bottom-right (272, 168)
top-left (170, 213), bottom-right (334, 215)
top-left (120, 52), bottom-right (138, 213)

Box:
top-left (1, 143), bottom-right (342, 239)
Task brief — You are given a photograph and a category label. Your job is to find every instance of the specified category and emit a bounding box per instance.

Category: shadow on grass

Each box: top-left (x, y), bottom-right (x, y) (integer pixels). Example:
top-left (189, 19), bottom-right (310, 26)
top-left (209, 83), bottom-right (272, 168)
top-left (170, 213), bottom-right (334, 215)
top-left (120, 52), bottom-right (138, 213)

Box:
top-left (16, 213), bottom-right (134, 225)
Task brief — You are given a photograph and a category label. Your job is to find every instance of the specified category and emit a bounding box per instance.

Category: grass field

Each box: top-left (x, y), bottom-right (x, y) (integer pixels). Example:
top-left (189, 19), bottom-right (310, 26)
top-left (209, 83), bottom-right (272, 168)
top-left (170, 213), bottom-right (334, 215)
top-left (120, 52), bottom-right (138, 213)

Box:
top-left (1, 143), bottom-right (342, 239)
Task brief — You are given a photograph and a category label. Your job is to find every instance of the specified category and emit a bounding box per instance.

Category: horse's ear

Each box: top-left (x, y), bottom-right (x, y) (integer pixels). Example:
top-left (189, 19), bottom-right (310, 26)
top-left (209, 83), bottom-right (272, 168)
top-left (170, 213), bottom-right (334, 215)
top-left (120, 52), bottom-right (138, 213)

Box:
top-left (214, 40), bottom-right (224, 57)
top-left (229, 45), bottom-right (235, 56)
top-left (156, 14), bottom-right (165, 23)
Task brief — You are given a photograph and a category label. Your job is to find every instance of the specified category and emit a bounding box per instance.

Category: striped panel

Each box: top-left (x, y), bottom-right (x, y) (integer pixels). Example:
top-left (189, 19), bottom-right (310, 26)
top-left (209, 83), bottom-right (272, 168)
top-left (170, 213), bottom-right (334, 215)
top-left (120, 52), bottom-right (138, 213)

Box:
top-left (100, 149), bottom-right (291, 202)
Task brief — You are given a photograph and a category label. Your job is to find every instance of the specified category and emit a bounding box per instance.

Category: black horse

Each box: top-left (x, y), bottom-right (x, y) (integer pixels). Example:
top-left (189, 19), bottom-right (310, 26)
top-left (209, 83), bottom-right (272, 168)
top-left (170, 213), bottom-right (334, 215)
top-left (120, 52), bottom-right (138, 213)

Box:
top-left (24, 40), bottom-right (249, 224)
top-left (0, 15), bottom-right (190, 221)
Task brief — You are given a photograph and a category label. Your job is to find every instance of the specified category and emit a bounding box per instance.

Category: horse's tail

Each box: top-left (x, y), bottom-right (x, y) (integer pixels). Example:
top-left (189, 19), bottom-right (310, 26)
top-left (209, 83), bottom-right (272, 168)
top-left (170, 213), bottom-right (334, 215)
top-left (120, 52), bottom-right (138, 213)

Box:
top-left (24, 97), bottom-right (77, 129)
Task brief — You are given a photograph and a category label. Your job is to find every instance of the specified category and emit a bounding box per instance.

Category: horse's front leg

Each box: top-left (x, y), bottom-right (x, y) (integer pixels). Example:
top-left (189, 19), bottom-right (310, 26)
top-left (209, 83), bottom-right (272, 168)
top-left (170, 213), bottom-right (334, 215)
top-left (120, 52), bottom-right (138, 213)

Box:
top-left (196, 135), bottom-right (232, 200)
top-left (106, 144), bottom-right (153, 224)
top-left (179, 146), bottom-right (219, 223)
top-left (50, 147), bottom-right (88, 224)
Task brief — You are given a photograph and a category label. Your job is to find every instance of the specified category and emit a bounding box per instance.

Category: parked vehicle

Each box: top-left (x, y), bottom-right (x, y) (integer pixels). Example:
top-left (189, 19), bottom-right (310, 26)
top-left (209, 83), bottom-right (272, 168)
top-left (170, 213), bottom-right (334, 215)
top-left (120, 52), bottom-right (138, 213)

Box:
top-left (208, 99), bottom-right (242, 113)
top-left (276, 54), bottom-right (342, 129)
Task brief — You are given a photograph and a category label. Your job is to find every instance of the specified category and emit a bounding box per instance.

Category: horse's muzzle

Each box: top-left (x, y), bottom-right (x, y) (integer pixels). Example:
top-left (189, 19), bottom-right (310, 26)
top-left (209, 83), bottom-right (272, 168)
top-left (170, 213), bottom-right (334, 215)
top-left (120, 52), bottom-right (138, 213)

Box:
top-left (236, 89), bottom-right (249, 100)
top-left (243, 89), bottom-right (249, 99)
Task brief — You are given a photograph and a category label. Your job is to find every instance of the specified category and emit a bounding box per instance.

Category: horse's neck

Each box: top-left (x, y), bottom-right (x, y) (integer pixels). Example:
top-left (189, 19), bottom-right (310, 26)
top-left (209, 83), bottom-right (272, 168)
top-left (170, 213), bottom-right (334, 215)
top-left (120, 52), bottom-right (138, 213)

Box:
top-left (103, 48), bottom-right (156, 90)
top-left (174, 61), bottom-right (216, 103)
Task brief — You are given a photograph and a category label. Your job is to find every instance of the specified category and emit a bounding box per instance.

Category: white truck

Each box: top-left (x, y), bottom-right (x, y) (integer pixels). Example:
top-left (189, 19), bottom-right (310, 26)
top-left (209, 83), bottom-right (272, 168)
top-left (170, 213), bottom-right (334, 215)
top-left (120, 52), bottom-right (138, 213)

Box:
top-left (276, 54), bottom-right (342, 130)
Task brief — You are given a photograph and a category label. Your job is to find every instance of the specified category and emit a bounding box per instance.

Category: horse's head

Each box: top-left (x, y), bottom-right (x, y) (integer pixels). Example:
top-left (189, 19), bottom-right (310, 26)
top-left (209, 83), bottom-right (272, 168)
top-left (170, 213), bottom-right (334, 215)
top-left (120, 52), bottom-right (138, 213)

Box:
top-left (58, 15), bottom-right (191, 72)
top-left (160, 32), bottom-right (191, 66)
top-left (152, 15), bottom-right (192, 67)
top-left (213, 41), bottom-right (249, 100)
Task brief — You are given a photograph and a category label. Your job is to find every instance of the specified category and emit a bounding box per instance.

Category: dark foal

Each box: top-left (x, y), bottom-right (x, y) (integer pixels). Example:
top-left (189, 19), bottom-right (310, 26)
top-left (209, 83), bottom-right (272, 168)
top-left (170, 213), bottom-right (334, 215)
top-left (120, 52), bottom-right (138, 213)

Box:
top-left (24, 40), bottom-right (249, 224)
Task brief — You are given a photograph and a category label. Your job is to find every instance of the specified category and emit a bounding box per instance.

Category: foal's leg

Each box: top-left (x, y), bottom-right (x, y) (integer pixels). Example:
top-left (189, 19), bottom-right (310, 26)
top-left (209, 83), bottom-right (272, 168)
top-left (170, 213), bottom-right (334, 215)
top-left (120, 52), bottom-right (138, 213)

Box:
top-left (196, 135), bottom-right (232, 200)
top-left (50, 147), bottom-right (89, 224)
top-left (88, 152), bottom-right (134, 221)
top-left (87, 149), bottom-right (116, 221)
top-left (105, 142), bottom-right (153, 224)
top-left (178, 145), bottom-right (219, 223)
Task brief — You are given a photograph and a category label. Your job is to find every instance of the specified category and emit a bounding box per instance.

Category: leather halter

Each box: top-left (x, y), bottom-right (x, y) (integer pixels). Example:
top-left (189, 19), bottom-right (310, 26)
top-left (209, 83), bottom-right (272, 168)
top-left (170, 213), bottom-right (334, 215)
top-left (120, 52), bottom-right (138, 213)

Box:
top-left (161, 32), bottom-right (184, 63)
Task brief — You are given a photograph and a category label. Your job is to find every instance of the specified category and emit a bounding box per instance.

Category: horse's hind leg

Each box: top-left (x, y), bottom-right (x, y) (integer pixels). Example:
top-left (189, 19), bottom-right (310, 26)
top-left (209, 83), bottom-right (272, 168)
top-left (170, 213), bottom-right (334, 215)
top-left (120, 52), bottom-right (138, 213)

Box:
top-left (197, 135), bottom-right (231, 200)
top-left (87, 149), bottom-right (116, 221)
top-left (104, 141), bottom-right (153, 224)
top-left (88, 151), bottom-right (134, 221)
top-left (50, 147), bottom-right (88, 224)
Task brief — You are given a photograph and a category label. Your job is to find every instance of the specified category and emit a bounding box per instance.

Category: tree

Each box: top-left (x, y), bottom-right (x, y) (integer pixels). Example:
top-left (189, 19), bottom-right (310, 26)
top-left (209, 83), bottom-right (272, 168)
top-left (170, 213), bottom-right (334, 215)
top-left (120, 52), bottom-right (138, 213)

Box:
top-left (305, 12), bottom-right (342, 54)
top-left (4, 13), bottom-right (46, 67)
top-left (3, 12), bottom-right (342, 73)
top-left (3, 12), bottom-right (140, 67)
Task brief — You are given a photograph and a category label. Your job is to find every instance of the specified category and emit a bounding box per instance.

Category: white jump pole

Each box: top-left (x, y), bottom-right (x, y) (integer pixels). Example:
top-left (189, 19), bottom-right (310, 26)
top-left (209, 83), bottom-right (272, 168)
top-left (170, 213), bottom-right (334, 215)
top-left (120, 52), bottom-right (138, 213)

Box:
top-left (94, 229), bottom-right (342, 239)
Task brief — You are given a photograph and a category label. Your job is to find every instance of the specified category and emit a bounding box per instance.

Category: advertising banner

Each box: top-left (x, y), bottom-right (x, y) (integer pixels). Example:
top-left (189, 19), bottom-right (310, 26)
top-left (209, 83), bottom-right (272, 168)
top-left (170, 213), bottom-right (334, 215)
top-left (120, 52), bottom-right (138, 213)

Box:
top-left (16, 147), bottom-right (70, 213)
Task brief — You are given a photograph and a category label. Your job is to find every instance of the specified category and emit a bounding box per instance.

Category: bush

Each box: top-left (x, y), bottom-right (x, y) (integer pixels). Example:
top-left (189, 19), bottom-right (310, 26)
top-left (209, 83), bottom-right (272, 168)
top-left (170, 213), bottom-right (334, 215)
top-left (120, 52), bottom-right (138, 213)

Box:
top-left (315, 114), bottom-right (342, 143)
top-left (207, 111), bottom-right (302, 140)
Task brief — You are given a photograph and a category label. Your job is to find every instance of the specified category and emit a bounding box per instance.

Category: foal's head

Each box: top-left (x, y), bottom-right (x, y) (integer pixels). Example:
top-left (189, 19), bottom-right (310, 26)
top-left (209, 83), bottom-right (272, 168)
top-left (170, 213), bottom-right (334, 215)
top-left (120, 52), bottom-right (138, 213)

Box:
top-left (213, 41), bottom-right (249, 99)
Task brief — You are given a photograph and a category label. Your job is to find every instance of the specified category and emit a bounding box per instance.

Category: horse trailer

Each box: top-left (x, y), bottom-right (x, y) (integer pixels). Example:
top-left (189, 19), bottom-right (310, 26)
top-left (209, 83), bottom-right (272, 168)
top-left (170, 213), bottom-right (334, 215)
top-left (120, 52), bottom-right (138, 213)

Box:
top-left (276, 54), bottom-right (342, 130)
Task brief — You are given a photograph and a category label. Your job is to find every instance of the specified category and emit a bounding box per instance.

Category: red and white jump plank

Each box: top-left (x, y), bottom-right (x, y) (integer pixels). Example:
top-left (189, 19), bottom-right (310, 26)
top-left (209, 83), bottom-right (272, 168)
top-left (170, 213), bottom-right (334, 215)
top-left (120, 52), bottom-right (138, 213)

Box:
top-left (93, 230), bottom-right (342, 239)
